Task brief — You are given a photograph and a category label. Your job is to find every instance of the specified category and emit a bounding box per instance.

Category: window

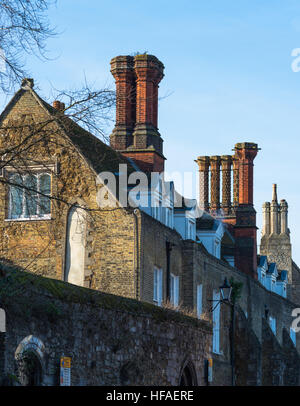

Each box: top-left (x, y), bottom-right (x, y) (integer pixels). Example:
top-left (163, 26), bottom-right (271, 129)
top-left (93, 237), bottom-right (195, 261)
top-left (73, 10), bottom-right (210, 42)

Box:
top-left (170, 274), bottom-right (179, 307)
top-left (153, 267), bottom-right (163, 306)
top-left (187, 220), bottom-right (195, 240)
top-left (214, 240), bottom-right (220, 258)
top-left (269, 316), bottom-right (276, 335)
top-left (212, 290), bottom-right (221, 354)
top-left (290, 327), bottom-right (296, 346)
top-left (197, 284), bottom-right (203, 318)
top-left (165, 207), bottom-right (173, 228)
top-left (152, 198), bottom-right (161, 221)
top-left (8, 172), bottom-right (51, 219)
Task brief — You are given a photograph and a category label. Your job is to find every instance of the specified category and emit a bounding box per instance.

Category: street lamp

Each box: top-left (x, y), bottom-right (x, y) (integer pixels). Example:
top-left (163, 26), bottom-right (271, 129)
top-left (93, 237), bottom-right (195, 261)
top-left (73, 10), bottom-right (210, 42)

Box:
top-left (220, 278), bottom-right (232, 303)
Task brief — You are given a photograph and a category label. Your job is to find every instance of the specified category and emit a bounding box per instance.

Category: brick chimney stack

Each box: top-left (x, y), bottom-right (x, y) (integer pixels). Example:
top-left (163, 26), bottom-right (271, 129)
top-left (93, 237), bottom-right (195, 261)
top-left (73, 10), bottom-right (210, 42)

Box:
top-left (234, 142), bottom-right (258, 206)
top-left (110, 56), bottom-right (135, 150)
top-left (53, 100), bottom-right (65, 112)
top-left (233, 142), bottom-right (259, 279)
top-left (195, 142), bottom-right (260, 279)
top-left (109, 54), bottom-right (166, 173)
top-left (196, 156), bottom-right (210, 211)
top-left (210, 156), bottom-right (221, 214)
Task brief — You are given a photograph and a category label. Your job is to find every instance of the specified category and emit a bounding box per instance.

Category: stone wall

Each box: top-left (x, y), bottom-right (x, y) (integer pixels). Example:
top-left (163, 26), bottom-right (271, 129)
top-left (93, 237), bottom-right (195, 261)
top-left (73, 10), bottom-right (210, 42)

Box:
top-left (262, 319), bottom-right (300, 386)
top-left (291, 261), bottom-right (300, 305)
top-left (0, 265), bottom-right (212, 386)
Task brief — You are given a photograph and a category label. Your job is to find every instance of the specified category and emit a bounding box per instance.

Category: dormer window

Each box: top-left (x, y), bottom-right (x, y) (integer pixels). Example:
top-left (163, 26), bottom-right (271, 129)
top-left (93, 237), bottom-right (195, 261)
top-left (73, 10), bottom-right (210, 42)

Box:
top-left (8, 172), bottom-right (51, 220)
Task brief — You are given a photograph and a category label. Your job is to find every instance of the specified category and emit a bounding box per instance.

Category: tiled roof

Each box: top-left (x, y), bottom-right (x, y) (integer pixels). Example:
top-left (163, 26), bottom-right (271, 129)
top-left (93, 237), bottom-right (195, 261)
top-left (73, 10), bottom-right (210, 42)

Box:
top-left (0, 87), bottom-right (137, 177)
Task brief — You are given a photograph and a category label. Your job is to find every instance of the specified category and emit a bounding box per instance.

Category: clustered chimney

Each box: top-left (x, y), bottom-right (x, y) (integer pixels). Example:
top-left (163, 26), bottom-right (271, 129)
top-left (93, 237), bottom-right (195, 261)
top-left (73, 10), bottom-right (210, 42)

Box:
top-left (260, 185), bottom-right (292, 286)
top-left (110, 54), bottom-right (165, 173)
top-left (52, 100), bottom-right (65, 112)
top-left (262, 184), bottom-right (289, 237)
top-left (196, 142), bottom-right (259, 218)
top-left (196, 142), bottom-right (259, 279)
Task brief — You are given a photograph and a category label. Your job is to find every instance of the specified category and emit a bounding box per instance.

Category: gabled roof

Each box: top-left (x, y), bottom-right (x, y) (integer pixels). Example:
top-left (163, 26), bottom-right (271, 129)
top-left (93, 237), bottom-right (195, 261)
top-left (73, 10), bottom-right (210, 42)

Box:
top-left (0, 85), bottom-right (137, 177)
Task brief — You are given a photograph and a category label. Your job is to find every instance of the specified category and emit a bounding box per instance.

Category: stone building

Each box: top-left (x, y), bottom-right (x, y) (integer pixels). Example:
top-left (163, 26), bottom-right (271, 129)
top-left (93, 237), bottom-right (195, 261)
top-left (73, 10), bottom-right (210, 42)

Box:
top-left (0, 53), bottom-right (299, 386)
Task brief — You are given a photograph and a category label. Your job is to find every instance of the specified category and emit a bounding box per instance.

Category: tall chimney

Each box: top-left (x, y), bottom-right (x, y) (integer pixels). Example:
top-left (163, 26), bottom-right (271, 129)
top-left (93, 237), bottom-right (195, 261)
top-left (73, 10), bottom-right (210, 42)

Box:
top-left (196, 156), bottom-right (210, 212)
top-left (270, 184), bottom-right (279, 235)
top-left (110, 54), bottom-right (165, 173)
top-left (235, 143), bottom-right (258, 206)
top-left (130, 54), bottom-right (165, 173)
top-left (233, 142), bottom-right (259, 279)
top-left (232, 156), bottom-right (239, 209)
top-left (280, 199), bottom-right (288, 235)
top-left (221, 155), bottom-right (232, 215)
top-left (210, 156), bottom-right (221, 214)
top-left (110, 56), bottom-right (135, 150)
top-left (262, 202), bottom-right (271, 236)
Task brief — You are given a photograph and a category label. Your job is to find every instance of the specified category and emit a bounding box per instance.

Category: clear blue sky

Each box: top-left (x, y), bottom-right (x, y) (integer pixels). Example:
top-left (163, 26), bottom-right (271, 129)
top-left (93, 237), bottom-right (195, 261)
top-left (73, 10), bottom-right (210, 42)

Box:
top-left (1, 0), bottom-right (300, 264)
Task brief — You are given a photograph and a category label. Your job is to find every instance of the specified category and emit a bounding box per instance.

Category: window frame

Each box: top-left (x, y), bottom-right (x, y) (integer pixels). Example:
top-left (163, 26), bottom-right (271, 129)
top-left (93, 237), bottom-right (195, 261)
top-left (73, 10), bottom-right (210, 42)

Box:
top-left (153, 267), bottom-right (163, 306)
top-left (170, 273), bottom-right (179, 307)
top-left (212, 289), bottom-right (221, 354)
top-left (7, 171), bottom-right (51, 221)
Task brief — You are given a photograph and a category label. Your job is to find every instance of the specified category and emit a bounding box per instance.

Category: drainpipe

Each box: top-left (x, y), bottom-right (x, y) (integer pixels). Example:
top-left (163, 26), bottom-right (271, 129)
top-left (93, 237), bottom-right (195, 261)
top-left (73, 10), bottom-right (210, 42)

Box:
top-left (133, 209), bottom-right (140, 300)
top-left (230, 302), bottom-right (236, 386)
top-left (166, 241), bottom-right (174, 301)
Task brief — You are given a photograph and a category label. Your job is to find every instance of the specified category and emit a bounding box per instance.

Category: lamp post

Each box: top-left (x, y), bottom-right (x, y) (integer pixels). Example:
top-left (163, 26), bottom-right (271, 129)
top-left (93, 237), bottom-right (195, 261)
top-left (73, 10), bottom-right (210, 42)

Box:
top-left (210, 277), bottom-right (235, 386)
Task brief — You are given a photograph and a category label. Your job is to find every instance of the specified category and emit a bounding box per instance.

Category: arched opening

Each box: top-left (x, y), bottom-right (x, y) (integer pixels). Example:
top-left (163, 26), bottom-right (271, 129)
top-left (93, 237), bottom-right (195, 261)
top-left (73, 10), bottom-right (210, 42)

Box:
top-left (64, 205), bottom-right (86, 286)
top-left (16, 350), bottom-right (42, 386)
top-left (15, 336), bottom-right (45, 386)
top-left (179, 360), bottom-right (198, 386)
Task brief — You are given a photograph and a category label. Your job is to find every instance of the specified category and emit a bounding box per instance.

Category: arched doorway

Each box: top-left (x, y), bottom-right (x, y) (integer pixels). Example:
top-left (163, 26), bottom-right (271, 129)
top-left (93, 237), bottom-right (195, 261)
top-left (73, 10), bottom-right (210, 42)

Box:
top-left (15, 336), bottom-right (45, 386)
top-left (64, 205), bottom-right (86, 286)
top-left (179, 360), bottom-right (198, 386)
top-left (16, 350), bottom-right (42, 386)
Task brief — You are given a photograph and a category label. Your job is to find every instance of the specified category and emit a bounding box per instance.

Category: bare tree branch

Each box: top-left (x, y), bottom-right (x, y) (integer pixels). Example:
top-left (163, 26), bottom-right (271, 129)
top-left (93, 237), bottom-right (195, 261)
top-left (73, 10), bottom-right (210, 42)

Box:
top-left (0, 0), bottom-right (57, 93)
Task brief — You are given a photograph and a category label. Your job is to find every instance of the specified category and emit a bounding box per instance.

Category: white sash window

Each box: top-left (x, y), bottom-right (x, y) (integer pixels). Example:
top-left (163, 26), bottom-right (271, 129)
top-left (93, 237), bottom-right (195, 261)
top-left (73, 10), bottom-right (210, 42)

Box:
top-left (212, 290), bottom-right (221, 354)
top-left (153, 267), bottom-right (163, 306)
top-left (8, 172), bottom-right (51, 220)
top-left (170, 274), bottom-right (179, 307)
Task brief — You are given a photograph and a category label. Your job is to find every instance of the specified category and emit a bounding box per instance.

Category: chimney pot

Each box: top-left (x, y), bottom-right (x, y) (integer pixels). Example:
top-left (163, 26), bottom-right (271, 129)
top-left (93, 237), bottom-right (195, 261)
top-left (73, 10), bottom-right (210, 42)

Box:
top-left (53, 100), bottom-right (64, 112)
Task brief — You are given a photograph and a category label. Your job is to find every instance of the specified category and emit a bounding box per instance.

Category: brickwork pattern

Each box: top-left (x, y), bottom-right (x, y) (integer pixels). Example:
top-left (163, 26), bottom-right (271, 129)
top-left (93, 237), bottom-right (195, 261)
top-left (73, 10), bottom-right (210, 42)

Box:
top-left (221, 155), bottom-right (232, 215)
top-left (210, 156), bottom-right (221, 213)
